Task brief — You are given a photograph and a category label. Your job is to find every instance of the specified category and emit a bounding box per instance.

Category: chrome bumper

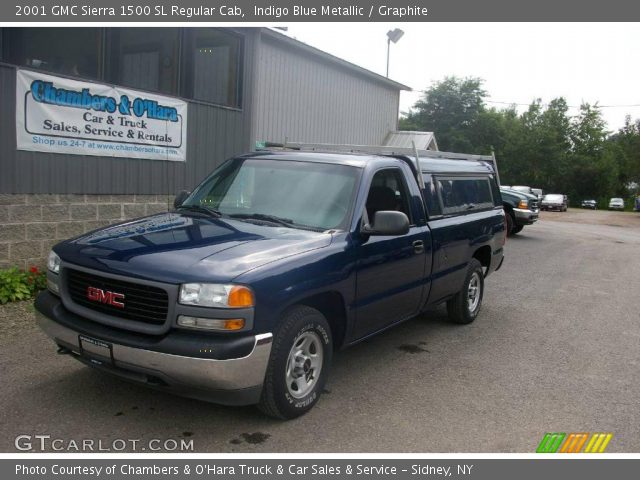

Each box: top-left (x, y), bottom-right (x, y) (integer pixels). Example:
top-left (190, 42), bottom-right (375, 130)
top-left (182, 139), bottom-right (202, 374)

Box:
top-left (513, 207), bottom-right (539, 223)
top-left (36, 311), bottom-right (272, 405)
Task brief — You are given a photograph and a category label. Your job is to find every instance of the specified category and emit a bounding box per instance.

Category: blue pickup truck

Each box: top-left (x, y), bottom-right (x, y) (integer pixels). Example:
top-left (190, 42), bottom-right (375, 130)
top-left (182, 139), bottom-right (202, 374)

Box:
top-left (36, 150), bottom-right (506, 419)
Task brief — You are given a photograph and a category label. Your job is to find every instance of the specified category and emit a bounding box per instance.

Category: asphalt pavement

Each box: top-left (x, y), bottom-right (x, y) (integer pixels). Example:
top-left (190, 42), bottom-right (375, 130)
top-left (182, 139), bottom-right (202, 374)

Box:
top-left (1, 209), bottom-right (639, 452)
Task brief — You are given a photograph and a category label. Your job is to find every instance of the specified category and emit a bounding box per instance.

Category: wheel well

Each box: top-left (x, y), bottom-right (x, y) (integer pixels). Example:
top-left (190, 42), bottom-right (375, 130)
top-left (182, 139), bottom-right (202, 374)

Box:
top-left (298, 291), bottom-right (347, 350)
top-left (503, 203), bottom-right (515, 217)
top-left (473, 245), bottom-right (492, 274)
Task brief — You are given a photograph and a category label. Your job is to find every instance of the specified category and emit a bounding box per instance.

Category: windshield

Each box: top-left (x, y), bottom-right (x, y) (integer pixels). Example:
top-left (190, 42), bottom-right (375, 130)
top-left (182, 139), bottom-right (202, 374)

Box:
top-left (183, 158), bottom-right (360, 231)
top-left (544, 194), bottom-right (564, 202)
top-left (611, 198), bottom-right (623, 202)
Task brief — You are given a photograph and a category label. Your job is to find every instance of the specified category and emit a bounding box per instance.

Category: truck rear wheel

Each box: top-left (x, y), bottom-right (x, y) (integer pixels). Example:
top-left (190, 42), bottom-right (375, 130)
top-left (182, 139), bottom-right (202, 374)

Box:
top-left (257, 305), bottom-right (332, 419)
top-left (447, 258), bottom-right (484, 324)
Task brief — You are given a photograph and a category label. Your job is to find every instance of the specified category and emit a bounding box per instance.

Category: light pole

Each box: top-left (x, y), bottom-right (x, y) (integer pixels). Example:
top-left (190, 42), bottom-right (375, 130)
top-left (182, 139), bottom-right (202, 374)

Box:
top-left (386, 28), bottom-right (404, 77)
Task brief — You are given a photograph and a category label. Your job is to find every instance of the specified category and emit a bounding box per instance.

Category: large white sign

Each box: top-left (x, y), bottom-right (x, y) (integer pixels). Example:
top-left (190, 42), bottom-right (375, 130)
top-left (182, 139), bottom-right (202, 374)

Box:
top-left (16, 69), bottom-right (187, 161)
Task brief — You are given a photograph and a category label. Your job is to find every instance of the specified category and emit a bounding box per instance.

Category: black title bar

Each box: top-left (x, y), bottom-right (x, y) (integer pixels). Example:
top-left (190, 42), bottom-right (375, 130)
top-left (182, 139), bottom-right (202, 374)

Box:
top-left (4, 0), bottom-right (640, 22)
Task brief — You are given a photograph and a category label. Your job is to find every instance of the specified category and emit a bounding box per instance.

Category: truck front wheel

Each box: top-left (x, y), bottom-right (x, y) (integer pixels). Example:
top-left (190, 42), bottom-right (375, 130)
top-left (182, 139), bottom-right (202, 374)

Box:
top-left (505, 210), bottom-right (515, 236)
top-left (258, 306), bottom-right (332, 419)
top-left (446, 258), bottom-right (484, 324)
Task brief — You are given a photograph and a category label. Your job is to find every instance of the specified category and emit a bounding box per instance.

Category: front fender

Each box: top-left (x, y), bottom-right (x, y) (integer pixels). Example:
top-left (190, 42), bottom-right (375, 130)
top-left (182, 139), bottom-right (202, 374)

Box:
top-left (234, 234), bottom-right (357, 335)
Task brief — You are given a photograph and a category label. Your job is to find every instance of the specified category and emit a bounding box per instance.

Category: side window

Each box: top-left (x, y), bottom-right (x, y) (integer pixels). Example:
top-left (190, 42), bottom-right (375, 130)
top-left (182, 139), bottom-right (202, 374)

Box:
top-left (436, 177), bottom-right (494, 215)
top-left (421, 174), bottom-right (442, 217)
top-left (366, 169), bottom-right (413, 224)
top-left (489, 175), bottom-right (502, 207)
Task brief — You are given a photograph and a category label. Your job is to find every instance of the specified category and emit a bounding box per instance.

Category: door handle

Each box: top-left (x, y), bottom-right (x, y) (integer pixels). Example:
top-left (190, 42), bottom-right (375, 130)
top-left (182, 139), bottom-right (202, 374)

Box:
top-left (412, 240), bottom-right (425, 254)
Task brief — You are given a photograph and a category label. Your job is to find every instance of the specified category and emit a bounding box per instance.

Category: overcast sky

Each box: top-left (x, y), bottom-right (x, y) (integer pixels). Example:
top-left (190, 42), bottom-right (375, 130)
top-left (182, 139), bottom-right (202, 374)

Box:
top-left (285, 23), bottom-right (640, 132)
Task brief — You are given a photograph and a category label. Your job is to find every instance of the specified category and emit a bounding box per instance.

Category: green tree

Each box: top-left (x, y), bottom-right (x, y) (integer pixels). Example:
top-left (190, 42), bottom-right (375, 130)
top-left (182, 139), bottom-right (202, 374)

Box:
top-left (610, 116), bottom-right (640, 189)
top-left (400, 76), bottom-right (487, 152)
top-left (495, 98), bottom-right (571, 192)
top-left (566, 104), bottom-right (618, 202)
top-left (401, 75), bottom-right (633, 204)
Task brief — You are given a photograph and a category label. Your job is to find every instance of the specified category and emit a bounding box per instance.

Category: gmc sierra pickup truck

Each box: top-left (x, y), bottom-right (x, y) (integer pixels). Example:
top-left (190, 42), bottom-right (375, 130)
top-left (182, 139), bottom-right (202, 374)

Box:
top-left (36, 150), bottom-right (506, 419)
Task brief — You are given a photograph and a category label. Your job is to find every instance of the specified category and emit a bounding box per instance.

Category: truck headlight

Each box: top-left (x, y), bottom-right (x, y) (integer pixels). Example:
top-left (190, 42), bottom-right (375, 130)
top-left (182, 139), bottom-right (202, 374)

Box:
top-left (47, 251), bottom-right (61, 274)
top-left (517, 199), bottom-right (529, 209)
top-left (179, 283), bottom-right (255, 308)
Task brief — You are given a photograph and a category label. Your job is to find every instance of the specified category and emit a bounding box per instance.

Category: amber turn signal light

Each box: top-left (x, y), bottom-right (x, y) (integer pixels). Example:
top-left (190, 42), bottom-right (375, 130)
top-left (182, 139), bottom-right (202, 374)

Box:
top-left (227, 286), bottom-right (255, 308)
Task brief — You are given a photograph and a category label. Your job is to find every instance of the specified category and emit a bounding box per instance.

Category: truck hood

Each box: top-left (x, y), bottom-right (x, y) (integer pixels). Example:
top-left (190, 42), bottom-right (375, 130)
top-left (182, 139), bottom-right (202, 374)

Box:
top-left (500, 188), bottom-right (537, 201)
top-left (55, 212), bottom-right (333, 284)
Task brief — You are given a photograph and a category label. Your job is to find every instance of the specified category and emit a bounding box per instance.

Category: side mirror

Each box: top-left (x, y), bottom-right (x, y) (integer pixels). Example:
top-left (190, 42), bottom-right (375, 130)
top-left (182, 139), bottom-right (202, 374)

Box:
top-left (362, 211), bottom-right (410, 236)
top-left (174, 190), bottom-right (191, 209)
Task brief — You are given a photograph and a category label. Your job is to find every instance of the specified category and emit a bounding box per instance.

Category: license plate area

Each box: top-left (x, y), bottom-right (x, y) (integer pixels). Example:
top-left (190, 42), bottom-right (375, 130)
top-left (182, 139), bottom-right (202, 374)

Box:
top-left (78, 335), bottom-right (113, 366)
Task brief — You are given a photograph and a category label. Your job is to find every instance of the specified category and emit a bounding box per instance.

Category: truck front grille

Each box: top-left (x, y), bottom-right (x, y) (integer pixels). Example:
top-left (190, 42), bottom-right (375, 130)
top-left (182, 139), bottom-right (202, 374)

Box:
top-left (66, 269), bottom-right (169, 325)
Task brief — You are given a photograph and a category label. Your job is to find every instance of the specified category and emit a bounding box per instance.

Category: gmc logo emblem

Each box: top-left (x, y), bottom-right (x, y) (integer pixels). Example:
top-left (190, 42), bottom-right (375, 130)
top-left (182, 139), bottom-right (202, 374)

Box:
top-left (86, 286), bottom-right (125, 308)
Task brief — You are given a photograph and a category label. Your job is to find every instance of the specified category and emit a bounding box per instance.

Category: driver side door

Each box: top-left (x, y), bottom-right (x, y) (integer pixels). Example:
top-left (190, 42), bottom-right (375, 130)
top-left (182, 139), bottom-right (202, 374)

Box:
top-left (353, 167), bottom-right (430, 339)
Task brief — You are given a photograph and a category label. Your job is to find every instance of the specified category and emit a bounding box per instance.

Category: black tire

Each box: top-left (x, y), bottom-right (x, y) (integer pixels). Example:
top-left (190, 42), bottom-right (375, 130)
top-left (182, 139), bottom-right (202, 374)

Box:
top-left (511, 224), bottom-right (524, 234)
top-left (505, 210), bottom-right (515, 236)
top-left (446, 258), bottom-right (484, 324)
top-left (257, 305), bottom-right (332, 419)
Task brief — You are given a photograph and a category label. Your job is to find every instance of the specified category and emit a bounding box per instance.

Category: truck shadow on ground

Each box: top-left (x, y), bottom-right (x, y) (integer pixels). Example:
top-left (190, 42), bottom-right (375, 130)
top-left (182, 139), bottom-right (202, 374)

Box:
top-left (505, 234), bottom-right (543, 242)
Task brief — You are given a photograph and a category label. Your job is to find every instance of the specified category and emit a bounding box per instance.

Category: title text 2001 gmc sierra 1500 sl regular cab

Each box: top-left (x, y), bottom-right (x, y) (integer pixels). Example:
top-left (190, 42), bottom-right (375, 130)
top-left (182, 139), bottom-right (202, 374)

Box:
top-left (36, 150), bottom-right (506, 419)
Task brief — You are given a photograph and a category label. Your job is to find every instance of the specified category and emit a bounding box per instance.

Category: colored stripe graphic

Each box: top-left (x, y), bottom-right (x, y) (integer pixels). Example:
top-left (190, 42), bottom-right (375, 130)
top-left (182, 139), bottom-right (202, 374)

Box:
top-left (537, 433), bottom-right (613, 453)
top-left (560, 433), bottom-right (588, 453)
top-left (584, 433), bottom-right (613, 453)
top-left (536, 433), bottom-right (566, 453)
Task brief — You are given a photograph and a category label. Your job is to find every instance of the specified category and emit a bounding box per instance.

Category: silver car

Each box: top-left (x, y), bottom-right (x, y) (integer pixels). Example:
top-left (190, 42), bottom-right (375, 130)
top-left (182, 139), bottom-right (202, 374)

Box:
top-left (541, 194), bottom-right (567, 212)
top-left (608, 198), bottom-right (625, 210)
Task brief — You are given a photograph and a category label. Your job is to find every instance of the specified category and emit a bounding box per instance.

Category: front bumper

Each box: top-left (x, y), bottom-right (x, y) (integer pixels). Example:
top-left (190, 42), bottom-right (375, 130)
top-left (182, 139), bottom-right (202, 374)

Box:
top-left (35, 292), bottom-right (272, 405)
top-left (513, 208), bottom-right (539, 225)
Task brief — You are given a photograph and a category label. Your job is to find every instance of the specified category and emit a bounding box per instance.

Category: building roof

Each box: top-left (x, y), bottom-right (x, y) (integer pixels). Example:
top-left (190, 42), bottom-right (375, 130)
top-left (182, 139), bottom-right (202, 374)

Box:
top-left (384, 131), bottom-right (438, 151)
top-left (260, 28), bottom-right (411, 92)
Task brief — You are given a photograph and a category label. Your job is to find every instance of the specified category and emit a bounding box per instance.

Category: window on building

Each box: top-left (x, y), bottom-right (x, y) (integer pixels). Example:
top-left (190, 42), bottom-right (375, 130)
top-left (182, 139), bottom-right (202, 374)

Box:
top-left (436, 177), bottom-right (494, 215)
top-left (2, 28), bottom-right (101, 80)
top-left (2, 27), bottom-right (244, 108)
top-left (184, 28), bottom-right (241, 108)
top-left (108, 28), bottom-right (180, 95)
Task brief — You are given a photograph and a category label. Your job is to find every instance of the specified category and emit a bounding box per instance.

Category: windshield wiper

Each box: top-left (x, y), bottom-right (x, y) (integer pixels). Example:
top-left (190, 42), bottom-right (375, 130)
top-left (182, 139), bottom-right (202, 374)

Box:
top-left (177, 204), bottom-right (222, 218)
top-left (229, 213), bottom-right (296, 227)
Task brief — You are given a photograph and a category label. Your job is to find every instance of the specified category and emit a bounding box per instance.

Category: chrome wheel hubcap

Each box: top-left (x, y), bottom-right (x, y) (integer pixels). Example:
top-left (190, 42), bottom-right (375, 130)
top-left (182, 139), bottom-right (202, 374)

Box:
top-left (285, 331), bottom-right (323, 399)
top-left (467, 272), bottom-right (481, 313)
